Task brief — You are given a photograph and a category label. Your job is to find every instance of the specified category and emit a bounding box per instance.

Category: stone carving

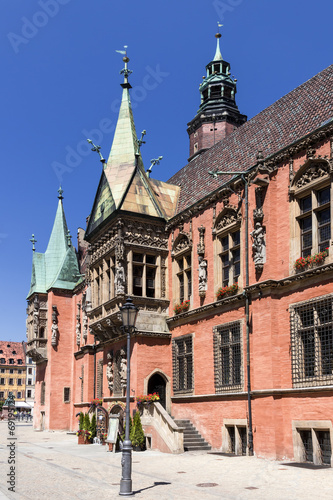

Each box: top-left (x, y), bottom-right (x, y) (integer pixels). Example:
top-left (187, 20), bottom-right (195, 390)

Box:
top-left (214, 208), bottom-right (241, 233)
top-left (51, 305), bottom-right (58, 347)
top-left (197, 225), bottom-right (205, 256)
top-left (174, 235), bottom-right (191, 253)
top-left (250, 222), bottom-right (266, 270)
top-left (33, 295), bottom-right (39, 336)
top-left (120, 348), bottom-right (127, 390)
top-left (295, 162), bottom-right (329, 188)
top-left (76, 303), bottom-right (81, 346)
top-left (115, 262), bottom-right (125, 294)
top-left (106, 351), bottom-right (114, 391)
top-left (198, 257), bottom-right (207, 293)
top-left (82, 314), bottom-right (88, 340)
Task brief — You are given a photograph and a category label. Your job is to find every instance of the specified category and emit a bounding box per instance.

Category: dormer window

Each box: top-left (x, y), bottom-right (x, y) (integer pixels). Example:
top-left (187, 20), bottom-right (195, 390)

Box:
top-left (0, 358), bottom-right (5, 364)
top-left (9, 359), bottom-right (14, 364)
top-left (12, 351), bottom-right (16, 355)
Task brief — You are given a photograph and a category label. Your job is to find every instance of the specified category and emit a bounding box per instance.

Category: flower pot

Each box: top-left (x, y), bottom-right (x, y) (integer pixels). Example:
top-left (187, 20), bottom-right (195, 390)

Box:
top-left (78, 434), bottom-right (85, 445)
top-left (108, 443), bottom-right (113, 451)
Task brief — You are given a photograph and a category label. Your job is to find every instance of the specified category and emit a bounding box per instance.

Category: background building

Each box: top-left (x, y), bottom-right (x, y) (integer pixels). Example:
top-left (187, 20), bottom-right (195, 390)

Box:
top-left (0, 341), bottom-right (26, 404)
top-left (26, 35), bottom-right (333, 465)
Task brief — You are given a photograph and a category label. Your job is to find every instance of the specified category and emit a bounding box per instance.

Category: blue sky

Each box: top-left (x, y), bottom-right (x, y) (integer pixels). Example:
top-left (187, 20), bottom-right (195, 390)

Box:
top-left (1, 0), bottom-right (332, 342)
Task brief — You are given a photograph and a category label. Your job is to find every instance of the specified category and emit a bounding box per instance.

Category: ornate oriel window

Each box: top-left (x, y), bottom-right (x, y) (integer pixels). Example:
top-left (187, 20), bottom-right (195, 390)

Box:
top-left (172, 232), bottom-right (192, 305)
top-left (213, 206), bottom-right (242, 290)
top-left (132, 252), bottom-right (157, 298)
top-left (290, 159), bottom-right (331, 262)
top-left (214, 321), bottom-right (243, 392)
top-left (290, 294), bottom-right (333, 387)
top-left (172, 335), bottom-right (194, 393)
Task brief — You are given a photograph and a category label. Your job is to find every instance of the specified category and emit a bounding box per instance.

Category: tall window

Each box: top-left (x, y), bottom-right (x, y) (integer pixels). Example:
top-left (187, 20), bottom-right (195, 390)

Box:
top-left (94, 264), bottom-right (103, 307)
top-left (106, 255), bottom-right (115, 301)
top-left (214, 321), bottom-right (243, 392)
top-left (297, 186), bottom-right (331, 257)
top-left (290, 295), bottom-right (333, 387)
top-left (172, 335), bottom-right (193, 393)
top-left (220, 230), bottom-right (240, 287)
top-left (41, 381), bottom-right (45, 405)
top-left (176, 253), bottom-right (192, 303)
top-left (64, 387), bottom-right (70, 403)
top-left (132, 253), bottom-right (157, 298)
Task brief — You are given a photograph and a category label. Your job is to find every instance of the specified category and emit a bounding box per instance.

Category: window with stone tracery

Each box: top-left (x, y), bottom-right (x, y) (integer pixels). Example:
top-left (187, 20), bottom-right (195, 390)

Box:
top-left (132, 252), bottom-right (157, 298)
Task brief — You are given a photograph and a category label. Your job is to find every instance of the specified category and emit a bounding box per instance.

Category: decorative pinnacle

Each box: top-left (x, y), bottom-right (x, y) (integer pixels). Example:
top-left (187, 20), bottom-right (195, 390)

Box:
top-left (147, 156), bottom-right (163, 178)
top-left (136, 130), bottom-right (146, 155)
top-left (30, 234), bottom-right (37, 252)
top-left (214, 22), bottom-right (223, 61)
top-left (87, 139), bottom-right (105, 163)
top-left (67, 230), bottom-right (72, 247)
top-left (116, 45), bottom-right (133, 84)
top-left (58, 186), bottom-right (63, 200)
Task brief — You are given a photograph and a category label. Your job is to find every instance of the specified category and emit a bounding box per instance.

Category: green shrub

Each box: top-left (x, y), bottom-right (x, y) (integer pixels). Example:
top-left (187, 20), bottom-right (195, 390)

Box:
top-left (130, 410), bottom-right (145, 449)
top-left (79, 412), bottom-right (84, 431)
top-left (90, 413), bottom-right (96, 439)
top-left (83, 413), bottom-right (90, 431)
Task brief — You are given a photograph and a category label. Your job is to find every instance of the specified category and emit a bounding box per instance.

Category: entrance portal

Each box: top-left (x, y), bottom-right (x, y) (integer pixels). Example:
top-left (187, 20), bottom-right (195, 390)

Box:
top-left (148, 373), bottom-right (166, 410)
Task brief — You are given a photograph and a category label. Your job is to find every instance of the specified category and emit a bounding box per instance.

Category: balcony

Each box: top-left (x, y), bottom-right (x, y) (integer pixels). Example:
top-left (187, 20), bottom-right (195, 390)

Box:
top-left (26, 339), bottom-right (48, 363)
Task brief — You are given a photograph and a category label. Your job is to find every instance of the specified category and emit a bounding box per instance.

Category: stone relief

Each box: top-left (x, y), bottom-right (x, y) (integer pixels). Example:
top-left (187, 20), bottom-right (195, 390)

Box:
top-left (51, 305), bottom-right (58, 347)
top-left (106, 351), bottom-right (114, 391)
top-left (198, 257), bottom-right (207, 293)
top-left (120, 348), bottom-right (127, 391)
top-left (295, 162), bottom-right (329, 188)
top-left (115, 262), bottom-right (126, 294)
top-left (76, 303), bottom-right (81, 346)
top-left (250, 222), bottom-right (266, 271)
top-left (82, 314), bottom-right (88, 340)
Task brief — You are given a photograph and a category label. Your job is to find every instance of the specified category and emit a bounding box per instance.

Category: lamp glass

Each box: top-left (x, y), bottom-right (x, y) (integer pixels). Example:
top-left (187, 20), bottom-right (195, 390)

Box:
top-left (120, 298), bottom-right (138, 329)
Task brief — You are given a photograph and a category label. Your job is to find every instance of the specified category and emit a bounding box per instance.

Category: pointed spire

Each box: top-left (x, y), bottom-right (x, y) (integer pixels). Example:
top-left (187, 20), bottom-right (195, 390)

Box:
top-left (213, 32), bottom-right (223, 61)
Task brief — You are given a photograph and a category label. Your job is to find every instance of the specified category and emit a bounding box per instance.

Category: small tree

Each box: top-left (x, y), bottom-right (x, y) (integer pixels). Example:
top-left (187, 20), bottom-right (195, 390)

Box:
top-left (79, 412), bottom-right (84, 430)
top-left (130, 410), bottom-right (145, 449)
top-left (90, 413), bottom-right (97, 439)
top-left (83, 413), bottom-right (90, 431)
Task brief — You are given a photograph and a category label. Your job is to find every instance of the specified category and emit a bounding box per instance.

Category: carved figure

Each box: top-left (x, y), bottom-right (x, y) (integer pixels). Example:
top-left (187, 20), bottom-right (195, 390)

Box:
top-left (115, 262), bottom-right (125, 294)
top-left (250, 222), bottom-right (266, 267)
top-left (120, 351), bottom-right (127, 389)
top-left (51, 320), bottom-right (58, 347)
top-left (33, 298), bottom-right (39, 336)
top-left (106, 361), bottom-right (113, 391)
top-left (198, 258), bottom-right (207, 291)
top-left (76, 320), bottom-right (81, 346)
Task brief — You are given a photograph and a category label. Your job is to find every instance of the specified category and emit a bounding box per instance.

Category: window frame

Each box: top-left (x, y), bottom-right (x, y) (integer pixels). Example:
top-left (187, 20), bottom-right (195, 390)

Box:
top-left (172, 334), bottom-right (194, 394)
top-left (290, 294), bottom-right (333, 388)
top-left (214, 321), bottom-right (243, 393)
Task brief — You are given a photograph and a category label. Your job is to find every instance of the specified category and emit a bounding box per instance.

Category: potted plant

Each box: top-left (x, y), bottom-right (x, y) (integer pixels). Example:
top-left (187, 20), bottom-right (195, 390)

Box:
top-left (294, 249), bottom-right (328, 271)
top-left (216, 283), bottom-right (239, 300)
top-left (174, 300), bottom-right (190, 315)
top-left (90, 413), bottom-right (97, 440)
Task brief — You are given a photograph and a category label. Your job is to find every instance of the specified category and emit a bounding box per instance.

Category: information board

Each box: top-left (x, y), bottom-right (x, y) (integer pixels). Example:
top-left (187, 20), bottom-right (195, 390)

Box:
top-left (106, 414), bottom-right (119, 444)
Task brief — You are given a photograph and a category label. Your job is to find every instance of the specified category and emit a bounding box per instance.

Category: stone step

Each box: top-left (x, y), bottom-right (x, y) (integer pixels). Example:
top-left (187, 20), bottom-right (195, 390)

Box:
top-left (184, 444), bottom-right (212, 451)
top-left (173, 418), bottom-right (211, 452)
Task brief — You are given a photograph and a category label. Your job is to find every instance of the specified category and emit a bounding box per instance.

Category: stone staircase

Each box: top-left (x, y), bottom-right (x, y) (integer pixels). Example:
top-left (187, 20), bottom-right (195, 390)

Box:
top-left (174, 419), bottom-right (211, 452)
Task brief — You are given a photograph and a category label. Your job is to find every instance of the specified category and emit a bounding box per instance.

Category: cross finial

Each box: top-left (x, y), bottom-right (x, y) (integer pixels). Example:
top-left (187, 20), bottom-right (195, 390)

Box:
top-left (136, 130), bottom-right (146, 155)
top-left (87, 139), bottom-right (105, 163)
top-left (30, 234), bottom-right (37, 251)
top-left (58, 186), bottom-right (63, 200)
top-left (147, 156), bottom-right (163, 178)
top-left (67, 230), bottom-right (72, 247)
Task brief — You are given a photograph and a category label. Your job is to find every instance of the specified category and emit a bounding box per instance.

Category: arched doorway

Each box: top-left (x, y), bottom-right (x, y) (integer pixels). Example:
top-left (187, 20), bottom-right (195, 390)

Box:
top-left (148, 373), bottom-right (166, 410)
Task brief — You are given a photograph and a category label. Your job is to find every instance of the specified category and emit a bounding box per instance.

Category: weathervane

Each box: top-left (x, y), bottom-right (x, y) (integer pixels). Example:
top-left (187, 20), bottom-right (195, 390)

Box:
top-left (116, 45), bottom-right (133, 83)
top-left (136, 130), bottom-right (146, 155)
top-left (87, 139), bottom-right (105, 163)
top-left (217, 22), bottom-right (223, 34)
top-left (147, 156), bottom-right (163, 178)
top-left (30, 234), bottom-right (37, 252)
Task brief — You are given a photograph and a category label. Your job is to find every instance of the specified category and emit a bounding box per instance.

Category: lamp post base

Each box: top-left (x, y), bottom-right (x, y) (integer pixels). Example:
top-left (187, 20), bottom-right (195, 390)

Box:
top-left (119, 479), bottom-right (133, 496)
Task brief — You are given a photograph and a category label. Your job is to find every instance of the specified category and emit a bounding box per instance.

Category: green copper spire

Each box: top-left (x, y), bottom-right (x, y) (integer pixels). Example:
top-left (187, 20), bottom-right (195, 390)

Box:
top-left (213, 32), bottom-right (223, 61)
top-left (27, 189), bottom-right (80, 298)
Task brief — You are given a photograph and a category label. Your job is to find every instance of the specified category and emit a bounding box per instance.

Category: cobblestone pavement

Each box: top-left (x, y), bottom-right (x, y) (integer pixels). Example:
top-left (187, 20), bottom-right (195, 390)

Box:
top-left (0, 422), bottom-right (333, 499)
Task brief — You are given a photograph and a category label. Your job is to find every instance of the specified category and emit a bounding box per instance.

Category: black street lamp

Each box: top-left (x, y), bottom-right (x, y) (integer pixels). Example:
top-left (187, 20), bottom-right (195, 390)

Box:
top-left (119, 297), bottom-right (139, 496)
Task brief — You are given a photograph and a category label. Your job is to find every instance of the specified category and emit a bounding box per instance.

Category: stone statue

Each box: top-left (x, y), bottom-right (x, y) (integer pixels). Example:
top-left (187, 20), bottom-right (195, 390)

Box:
top-left (250, 222), bottom-right (266, 268)
top-left (198, 258), bottom-right (207, 291)
top-left (106, 361), bottom-right (113, 391)
top-left (120, 350), bottom-right (127, 389)
top-left (115, 262), bottom-right (125, 294)
top-left (33, 298), bottom-right (39, 336)
top-left (76, 319), bottom-right (81, 346)
top-left (82, 314), bottom-right (88, 340)
top-left (51, 320), bottom-right (58, 347)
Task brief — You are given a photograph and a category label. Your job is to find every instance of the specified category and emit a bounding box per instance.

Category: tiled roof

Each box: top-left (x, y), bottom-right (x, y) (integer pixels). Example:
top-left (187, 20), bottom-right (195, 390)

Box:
top-left (0, 341), bottom-right (25, 364)
top-left (168, 64), bottom-right (333, 214)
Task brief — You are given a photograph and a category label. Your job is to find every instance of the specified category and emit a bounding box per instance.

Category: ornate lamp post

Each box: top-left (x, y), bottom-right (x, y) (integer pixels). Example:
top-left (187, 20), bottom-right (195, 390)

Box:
top-left (119, 297), bottom-right (139, 496)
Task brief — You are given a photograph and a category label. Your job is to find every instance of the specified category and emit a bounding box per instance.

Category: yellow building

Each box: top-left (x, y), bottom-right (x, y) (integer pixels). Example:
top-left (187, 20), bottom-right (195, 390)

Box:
top-left (0, 341), bottom-right (26, 404)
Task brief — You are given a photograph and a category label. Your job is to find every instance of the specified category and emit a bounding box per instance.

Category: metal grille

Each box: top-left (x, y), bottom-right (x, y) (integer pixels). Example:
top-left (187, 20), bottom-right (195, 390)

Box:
top-left (172, 336), bottom-right (193, 393)
top-left (239, 427), bottom-right (247, 456)
top-left (317, 430), bottom-right (331, 465)
top-left (290, 295), bottom-right (333, 387)
top-left (97, 359), bottom-right (103, 398)
top-left (214, 321), bottom-right (243, 392)
top-left (300, 430), bottom-right (313, 462)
